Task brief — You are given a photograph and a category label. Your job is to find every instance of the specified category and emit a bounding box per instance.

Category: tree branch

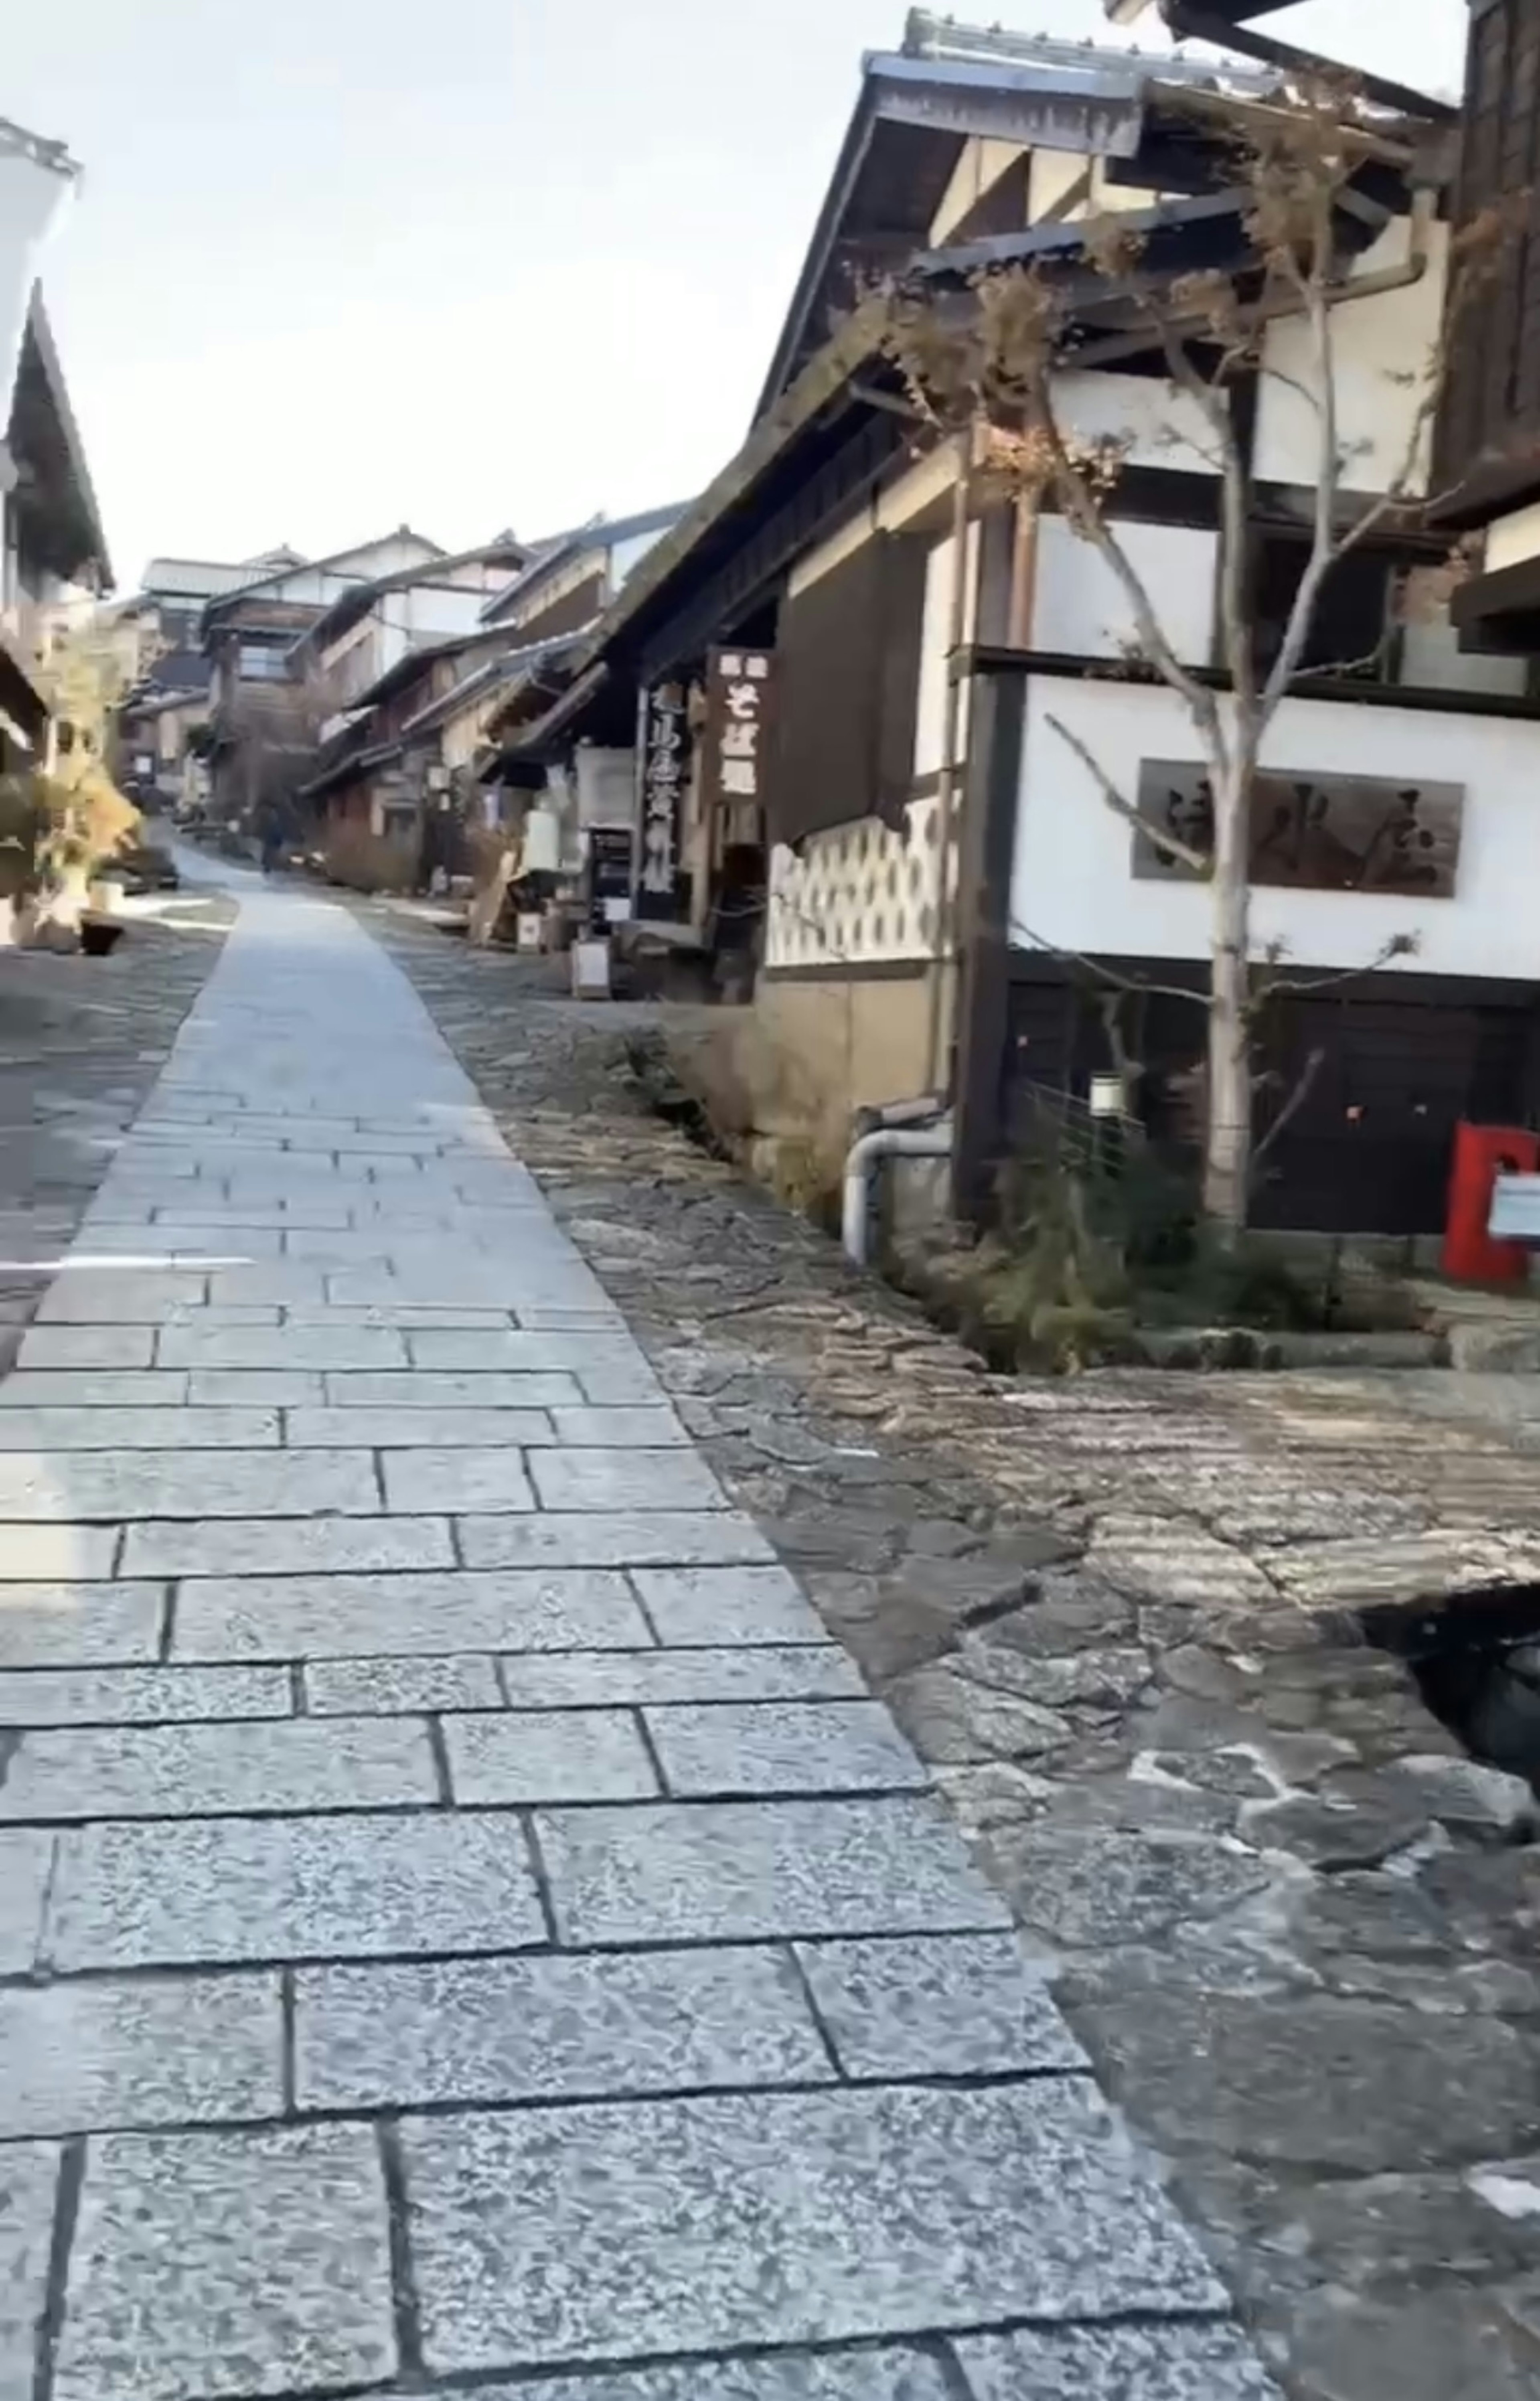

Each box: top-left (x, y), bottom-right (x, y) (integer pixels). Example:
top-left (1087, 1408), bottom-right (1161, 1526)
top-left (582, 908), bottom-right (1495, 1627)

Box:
top-left (1252, 1045), bottom-right (1325, 1175)
top-left (1045, 711), bottom-right (1212, 875)
top-left (1009, 914), bottom-right (1210, 1010)
top-left (1250, 931), bottom-right (1420, 1003)
top-left (1262, 272), bottom-right (1339, 719)
top-left (1031, 371), bottom-right (1225, 751)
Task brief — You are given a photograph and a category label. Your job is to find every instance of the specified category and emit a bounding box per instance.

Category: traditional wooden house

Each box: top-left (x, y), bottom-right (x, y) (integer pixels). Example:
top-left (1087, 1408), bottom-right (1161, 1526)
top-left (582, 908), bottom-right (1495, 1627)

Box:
top-left (514, 12), bottom-right (1540, 1239)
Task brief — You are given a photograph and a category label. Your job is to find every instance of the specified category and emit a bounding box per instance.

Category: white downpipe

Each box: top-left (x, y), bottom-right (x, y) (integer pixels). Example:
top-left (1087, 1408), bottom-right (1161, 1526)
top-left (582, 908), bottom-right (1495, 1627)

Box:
top-left (842, 1123), bottom-right (954, 1268)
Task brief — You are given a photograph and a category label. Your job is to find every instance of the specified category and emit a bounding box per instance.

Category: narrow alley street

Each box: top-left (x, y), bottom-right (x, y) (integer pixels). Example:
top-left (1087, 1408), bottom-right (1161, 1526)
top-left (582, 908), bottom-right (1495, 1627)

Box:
top-left (0, 875), bottom-right (1270, 2401)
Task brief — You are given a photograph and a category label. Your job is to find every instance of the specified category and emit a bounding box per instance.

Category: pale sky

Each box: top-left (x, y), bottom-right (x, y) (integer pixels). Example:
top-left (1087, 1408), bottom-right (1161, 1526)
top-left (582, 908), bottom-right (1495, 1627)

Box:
top-left (6, 0), bottom-right (1467, 593)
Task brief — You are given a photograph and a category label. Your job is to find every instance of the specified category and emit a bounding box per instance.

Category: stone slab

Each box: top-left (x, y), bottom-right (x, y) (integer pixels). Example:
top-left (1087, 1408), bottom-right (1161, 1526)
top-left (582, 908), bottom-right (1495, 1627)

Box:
top-left (304, 1653), bottom-right (501, 1714)
top-left (0, 1410), bottom-right (279, 1452)
top-left (498, 1647), bottom-right (867, 1708)
top-left (459, 1513), bottom-right (774, 1571)
top-left (537, 1796), bottom-right (1012, 1945)
top-left (646, 1701), bottom-right (927, 1798)
top-left (955, 2322), bottom-right (1281, 2399)
top-left (381, 1447), bottom-right (537, 1514)
top-left (288, 1406), bottom-right (554, 1449)
top-left (320, 1369), bottom-right (584, 1409)
top-left (77, 1225), bottom-right (285, 1260)
top-left (0, 1830), bottom-right (52, 1973)
top-left (547, 1406), bottom-right (689, 1447)
top-left (158, 1306), bottom-right (284, 1329)
top-left (288, 1304), bottom-right (517, 1329)
top-left (795, 1933), bottom-right (1085, 2079)
top-left (463, 2358), bottom-right (952, 2401)
top-left (35, 1271), bottom-right (209, 1323)
top-left (45, 1809), bottom-right (547, 1969)
top-left (296, 1945), bottom-right (829, 2113)
top-left (327, 1268), bottom-right (563, 1307)
top-left (156, 1324), bottom-right (409, 1370)
top-left (0, 1972), bottom-right (283, 2139)
top-left (407, 1330), bottom-right (662, 1399)
top-left (174, 1566), bottom-right (650, 1661)
top-left (204, 1267), bottom-right (332, 1306)
top-left (121, 1516), bottom-right (453, 1578)
top-left (635, 1565), bottom-right (829, 1647)
top-left (403, 2082), bottom-right (1222, 2374)
top-left (0, 1373), bottom-right (190, 1410)
top-left (189, 1370), bottom-right (325, 1407)
top-left (0, 1527), bottom-right (120, 1582)
top-left (0, 1664), bottom-right (291, 1726)
top-left (17, 1326), bottom-right (155, 1370)
top-left (0, 2141), bottom-right (58, 2401)
top-left (529, 1447), bottom-right (726, 1513)
top-left (146, 1204), bottom-right (354, 1230)
top-left (0, 1448), bottom-right (379, 1521)
top-left (1, 1715), bottom-right (437, 1822)
top-left (0, 1582), bottom-right (164, 1668)
top-left (444, 1708), bottom-right (659, 1803)
top-left (53, 2125), bottom-right (396, 2401)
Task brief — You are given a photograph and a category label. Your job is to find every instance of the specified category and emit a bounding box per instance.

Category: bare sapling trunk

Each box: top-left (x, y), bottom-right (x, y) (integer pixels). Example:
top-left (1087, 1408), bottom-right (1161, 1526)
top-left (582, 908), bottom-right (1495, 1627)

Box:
top-left (1205, 760), bottom-right (1254, 1229)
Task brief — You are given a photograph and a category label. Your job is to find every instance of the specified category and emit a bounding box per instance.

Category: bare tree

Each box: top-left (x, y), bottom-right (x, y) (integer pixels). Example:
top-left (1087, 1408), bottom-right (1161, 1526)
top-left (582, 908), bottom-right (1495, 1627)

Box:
top-left (880, 77), bottom-right (1516, 1234)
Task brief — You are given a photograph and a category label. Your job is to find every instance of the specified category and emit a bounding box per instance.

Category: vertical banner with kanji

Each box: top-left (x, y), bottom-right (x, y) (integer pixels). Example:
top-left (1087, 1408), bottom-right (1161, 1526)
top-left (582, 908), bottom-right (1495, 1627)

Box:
top-left (634, 680), bottom-right (691, 920)
top-left (700, 647), bottom-right (774, 816)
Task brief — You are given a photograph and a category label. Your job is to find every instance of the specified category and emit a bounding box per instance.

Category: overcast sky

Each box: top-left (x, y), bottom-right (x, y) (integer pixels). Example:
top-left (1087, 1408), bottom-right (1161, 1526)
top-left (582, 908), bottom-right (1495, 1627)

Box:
top-left (6, 0), bottom-right (1467, 592)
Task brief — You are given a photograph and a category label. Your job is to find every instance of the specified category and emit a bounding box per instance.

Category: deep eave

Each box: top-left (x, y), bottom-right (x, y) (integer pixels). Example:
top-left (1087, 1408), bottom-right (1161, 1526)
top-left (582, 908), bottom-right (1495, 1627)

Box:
top-left (476, 501), bottom-right (691, 626)
top-left (751, 26), bottom-right (1300, 422)
top-left (7, 289), bottom-right (112, 588)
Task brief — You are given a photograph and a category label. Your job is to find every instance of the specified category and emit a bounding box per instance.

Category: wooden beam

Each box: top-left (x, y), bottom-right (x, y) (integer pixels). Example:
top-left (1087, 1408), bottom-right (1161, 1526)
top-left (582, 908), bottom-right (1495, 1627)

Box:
top-left (950, 661), bottom-right (1028, 1222)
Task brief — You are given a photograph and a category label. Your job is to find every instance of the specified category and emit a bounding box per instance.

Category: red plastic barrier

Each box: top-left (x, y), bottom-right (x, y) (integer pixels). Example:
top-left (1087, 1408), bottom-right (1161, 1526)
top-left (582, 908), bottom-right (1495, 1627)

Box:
top-left (1443, 1120), bottom-right (1540, 1284)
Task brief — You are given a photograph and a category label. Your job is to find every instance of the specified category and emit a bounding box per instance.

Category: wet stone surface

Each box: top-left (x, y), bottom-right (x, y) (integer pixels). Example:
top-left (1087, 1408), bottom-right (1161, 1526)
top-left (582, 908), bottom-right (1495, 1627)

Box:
top-left (379, 914), bottom-right (1540, 2401)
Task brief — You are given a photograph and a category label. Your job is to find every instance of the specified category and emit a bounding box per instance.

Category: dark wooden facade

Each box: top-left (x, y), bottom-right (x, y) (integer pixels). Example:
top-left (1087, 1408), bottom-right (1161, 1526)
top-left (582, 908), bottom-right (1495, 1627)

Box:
top-left (1437, 0), bottom-right (1540, 520)
top-left (1002, 954), bottom-right (1540, 1238)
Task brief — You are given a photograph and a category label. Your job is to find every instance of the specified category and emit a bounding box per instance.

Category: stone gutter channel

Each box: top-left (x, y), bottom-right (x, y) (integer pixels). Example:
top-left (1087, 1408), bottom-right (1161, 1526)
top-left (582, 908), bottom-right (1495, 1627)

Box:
top-left (372, 911), bottom-right (1540, 2401)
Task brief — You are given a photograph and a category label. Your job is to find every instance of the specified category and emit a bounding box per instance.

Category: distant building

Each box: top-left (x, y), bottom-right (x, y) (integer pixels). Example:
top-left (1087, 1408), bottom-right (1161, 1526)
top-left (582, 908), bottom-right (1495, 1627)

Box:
top-left (198, 528), bottom-right (452, 828)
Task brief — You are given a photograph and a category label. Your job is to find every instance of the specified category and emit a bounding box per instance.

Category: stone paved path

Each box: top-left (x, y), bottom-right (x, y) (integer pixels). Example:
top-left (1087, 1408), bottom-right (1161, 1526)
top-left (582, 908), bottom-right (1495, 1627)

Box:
top-left (0, 883), bottom-right (1276, 2401)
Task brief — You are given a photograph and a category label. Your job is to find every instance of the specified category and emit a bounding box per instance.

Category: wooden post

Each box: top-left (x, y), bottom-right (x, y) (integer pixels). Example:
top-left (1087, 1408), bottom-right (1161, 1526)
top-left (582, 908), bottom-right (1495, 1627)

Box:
top-left (950, 661), bottom-right (1027, 1224)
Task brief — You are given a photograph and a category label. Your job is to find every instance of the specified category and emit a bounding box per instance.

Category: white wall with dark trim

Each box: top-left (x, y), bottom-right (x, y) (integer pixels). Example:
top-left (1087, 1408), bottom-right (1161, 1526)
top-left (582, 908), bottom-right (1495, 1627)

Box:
top-left (1009, 675), bottom-right (1540, 981)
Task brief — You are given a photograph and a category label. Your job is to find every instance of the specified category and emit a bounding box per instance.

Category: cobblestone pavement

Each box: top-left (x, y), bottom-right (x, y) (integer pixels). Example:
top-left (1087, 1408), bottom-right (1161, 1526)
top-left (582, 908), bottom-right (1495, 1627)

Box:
top-left (0, 885), bottom-right (233, 1373)
top-left (363, 918), bottom-right (1540, 2401)
top-left (0, 881), bottom-right (1273, 2401)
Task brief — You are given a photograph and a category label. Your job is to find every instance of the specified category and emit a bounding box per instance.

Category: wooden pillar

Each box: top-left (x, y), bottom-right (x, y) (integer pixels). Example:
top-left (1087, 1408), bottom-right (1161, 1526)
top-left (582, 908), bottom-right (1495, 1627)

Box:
top-left (950, 661), bottom-right (1027, 1224)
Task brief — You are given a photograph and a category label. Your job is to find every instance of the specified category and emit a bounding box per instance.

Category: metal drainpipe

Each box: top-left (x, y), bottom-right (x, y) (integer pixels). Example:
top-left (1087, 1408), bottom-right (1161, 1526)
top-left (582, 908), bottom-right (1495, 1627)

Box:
top-left (842, 1120), bottom-right (954, 1268)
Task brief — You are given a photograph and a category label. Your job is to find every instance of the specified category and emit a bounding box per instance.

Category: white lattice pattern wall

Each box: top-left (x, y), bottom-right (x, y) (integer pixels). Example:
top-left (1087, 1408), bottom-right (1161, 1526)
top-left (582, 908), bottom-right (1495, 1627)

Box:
top-left (765, 793), bottom-right (956, 969)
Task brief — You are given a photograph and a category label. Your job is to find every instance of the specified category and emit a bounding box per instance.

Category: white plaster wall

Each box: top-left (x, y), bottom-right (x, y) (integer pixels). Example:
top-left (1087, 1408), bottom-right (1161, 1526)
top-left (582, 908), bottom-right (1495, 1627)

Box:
top-left (1032, 518), bottom-right (1216, 666)
top-left (766, 794), bottom-right (954, 968)
top-left (1027, 150), bottom-right (1087, 223)
top-left (930, 137), bottom-right (1027, 245)
top-left (1010, 676), bottom-right (1540, 978)
top-left (1054, 371), bottom-right (1222, 478)
top-left (1485, 501), bottom-right (1540, 575)
top-left (914, 522), bottom-right (980, 778)
top-left (1254, 219), bottom-right (1447, 498)
top-left (400, 585), bottom-right (486, 640)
